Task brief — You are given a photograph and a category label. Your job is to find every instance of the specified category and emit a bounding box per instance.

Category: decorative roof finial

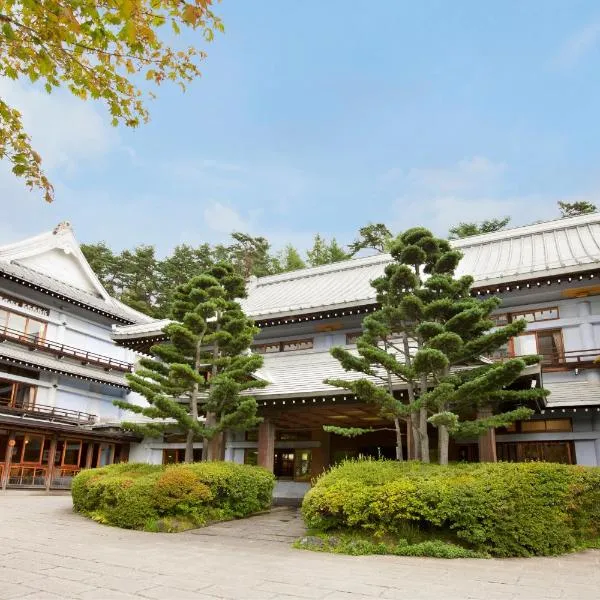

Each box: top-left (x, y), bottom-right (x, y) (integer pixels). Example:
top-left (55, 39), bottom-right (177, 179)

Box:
top-left (53, 221), bottom-right (72, 235)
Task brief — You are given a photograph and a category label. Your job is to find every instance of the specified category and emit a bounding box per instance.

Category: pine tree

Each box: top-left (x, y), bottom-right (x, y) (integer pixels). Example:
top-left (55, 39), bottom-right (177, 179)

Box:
top-left (307, 234), bottom-right (350, 266)
top-left (116, 246), bottom-right (160, 316)
top-left (558, 201), bottom-right (596, 218)
top-left (81, 242), bottom-right (119, 295)
top-left (156, 244), bottom-right (214, 318)
top-left (327, 227), bottom-right (545, 464)
top-left (115, 264), bottom-right (265, 462)
top-left (349, 223), bottom-right (393, 255)
top-left (276, 244), bottom-right (306, 272)
top-left (448, 217), bottom-right (511, 240)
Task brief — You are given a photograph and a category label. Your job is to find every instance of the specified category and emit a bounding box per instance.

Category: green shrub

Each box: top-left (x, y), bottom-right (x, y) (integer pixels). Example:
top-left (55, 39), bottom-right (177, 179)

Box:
top-left (301, 459), bottom-right (600, 557)
top-left (72, 462), bottom-right (275, 531)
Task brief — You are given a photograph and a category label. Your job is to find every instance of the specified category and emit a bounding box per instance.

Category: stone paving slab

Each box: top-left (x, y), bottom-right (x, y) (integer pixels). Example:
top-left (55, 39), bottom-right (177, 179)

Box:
top-left (0, 492), bottom-right (598, 599)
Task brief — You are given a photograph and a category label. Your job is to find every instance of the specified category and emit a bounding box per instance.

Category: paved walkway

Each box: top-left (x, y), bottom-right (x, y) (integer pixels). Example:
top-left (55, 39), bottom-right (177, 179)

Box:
top-left (0, 493), bottom-right (598, 600)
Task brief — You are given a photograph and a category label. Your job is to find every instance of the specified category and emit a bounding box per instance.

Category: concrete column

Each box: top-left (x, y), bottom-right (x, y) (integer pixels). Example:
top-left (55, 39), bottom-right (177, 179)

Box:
top-left (257, 419), bottom-right (275, 473)
top-left (477, 406), bottom-right (497, 462)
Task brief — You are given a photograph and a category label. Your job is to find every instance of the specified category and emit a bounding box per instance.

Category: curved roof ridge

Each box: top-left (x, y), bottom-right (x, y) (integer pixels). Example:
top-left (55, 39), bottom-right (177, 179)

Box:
top-left (452, 212), bottom-right (600, 248)
top-left (253, 253), bottom-right (390, 287)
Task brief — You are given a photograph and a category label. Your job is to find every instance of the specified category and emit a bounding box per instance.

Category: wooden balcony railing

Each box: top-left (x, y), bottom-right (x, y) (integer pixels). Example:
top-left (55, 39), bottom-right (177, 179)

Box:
top-left (0, 399), bottom-right (97, 426)
top-left (490, 349), bottom-right (600, 370)
top-left (541, 348), bottom-right (600, 370)
top-left (0, 325), bottom-right (132, 372)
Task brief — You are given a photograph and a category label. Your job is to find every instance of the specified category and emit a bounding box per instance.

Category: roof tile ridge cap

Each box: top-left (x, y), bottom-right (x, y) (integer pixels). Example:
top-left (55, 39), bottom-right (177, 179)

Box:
top-left (254, 254), bottom-right (391, 285)
top-left (0, 228), bottom-right (56, 257)
top-left (451, 213), bottom-right (600, 248)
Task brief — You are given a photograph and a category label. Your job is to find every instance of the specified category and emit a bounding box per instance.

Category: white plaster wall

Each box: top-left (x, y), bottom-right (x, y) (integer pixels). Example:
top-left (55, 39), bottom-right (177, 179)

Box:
top-left (129, 439), bottom-right (163, 464)
top-left (574, 440), bottom-right (597, 466)
top-left (19, 249), bottom-right (98, 295)
top-left (60, 313), bottom-right (130, 362)
top-left (54, 386), bottom-right (123, 419)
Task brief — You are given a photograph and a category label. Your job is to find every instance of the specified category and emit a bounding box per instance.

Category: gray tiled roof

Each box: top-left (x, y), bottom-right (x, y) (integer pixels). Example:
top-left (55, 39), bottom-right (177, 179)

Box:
top-left (112, 213), bottom-right (600, 336)
top-left (251, 348), bottom-right (539, 400)
top-left (0, 261), bottom-right (153, 324)
top-left (242, 213), bottom-right (600, 319)
top-left (544, 381), bottom-right (600, 408)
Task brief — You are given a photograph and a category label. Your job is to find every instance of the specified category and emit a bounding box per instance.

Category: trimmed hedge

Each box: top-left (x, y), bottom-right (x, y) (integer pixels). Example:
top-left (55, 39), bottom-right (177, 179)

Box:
top-left (301, 459), bottom-right (600, 557)
top-left (72, 462), bottom-right (275, 531)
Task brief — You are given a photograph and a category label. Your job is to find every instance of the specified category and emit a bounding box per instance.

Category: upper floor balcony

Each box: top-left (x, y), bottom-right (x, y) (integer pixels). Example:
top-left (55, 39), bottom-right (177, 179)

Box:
top-left (0, 377), bottom-right (98, 426)
top-left (0, 324), bottom-right (132, 373)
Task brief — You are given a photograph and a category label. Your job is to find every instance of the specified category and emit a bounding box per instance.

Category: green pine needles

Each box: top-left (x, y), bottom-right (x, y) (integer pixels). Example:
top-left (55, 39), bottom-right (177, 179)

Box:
top-left (326, 227), bottom-right (548, 464)
top-left (115, 264), bottom-right (266, 462)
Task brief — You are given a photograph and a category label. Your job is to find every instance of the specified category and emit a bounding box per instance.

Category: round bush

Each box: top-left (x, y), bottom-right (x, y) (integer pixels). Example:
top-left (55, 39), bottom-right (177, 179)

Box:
top-left (301, 459), bottom-right (600, 557)
top-left (72, 462), bottom-right (275, 531)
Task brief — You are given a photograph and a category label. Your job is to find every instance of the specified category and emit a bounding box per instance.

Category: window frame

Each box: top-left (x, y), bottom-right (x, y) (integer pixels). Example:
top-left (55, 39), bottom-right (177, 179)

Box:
top-left (0, 307), bottom-right (47, 342)
top-left (252, 338), bottom-right (314, 354)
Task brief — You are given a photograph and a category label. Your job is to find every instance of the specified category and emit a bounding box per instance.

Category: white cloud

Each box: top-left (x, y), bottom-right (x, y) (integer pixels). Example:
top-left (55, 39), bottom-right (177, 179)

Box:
top-left (554, 21), bottom-right (600, 68)
top-left (405, 156), bottom-right (506, 195)
top-left (202, 200), bottom-right (254, 235)
top-left (385, 156), bottom-right (598, 236)
top-left (0, 79), bottom-right (119, 175)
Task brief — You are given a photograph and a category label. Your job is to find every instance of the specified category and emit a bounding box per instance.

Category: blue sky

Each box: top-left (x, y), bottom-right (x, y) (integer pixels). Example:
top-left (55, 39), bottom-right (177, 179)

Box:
top-left (3, 0), bottom-right (600, 255)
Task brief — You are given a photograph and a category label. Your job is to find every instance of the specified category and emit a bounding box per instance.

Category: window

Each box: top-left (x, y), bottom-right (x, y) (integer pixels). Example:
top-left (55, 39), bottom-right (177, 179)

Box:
top-left (500, 419), bottom-right (572, 433)
top-left (62, 441), bottom-right (82, 466)
top-left (521, 419), bottom-right (572, 433)
top-left (511, 307), bottom-right (559, 322)
top-left (497, 441), bottom-right (574, 464)
top-left (510, 330), bottom-right (564, 365)
top-left (252, 338), bottom-right (313, 354)
top-left (491, 307), bottom-right (559, 327)
top-left (0, 307), bottom-right (47, 342)
top-left (162, 448), bottom-right (202, 464)
top-left (244, 449), bottom-right (258, 466)
top-left (536, 330), bottom-right (564, 365)
top-left (22, 435), bottom-right (44, 463)
top-left (0, 378), bottom-right (37, 409)
top-left (490, 313), bottom-right (509, 327)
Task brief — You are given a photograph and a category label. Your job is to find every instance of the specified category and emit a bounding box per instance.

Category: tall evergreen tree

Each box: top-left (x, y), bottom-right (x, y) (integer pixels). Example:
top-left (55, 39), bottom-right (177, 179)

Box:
top-left (117, 246), bottom-right (160, 316)
top-left (156, 243), bottom-right (214, 318)
top-left (349, 223), bottom-right (393, 255)
top-left (115, 264), bottom-right (265, 462)
top-left (81, 242), bottom-right (119, 295)
top-left (307, 234), bottom-right (350, 266)
top-left (448, 217), bottom-right (511, 240)
top-left (558, 200), bottom-right (596, 218)
top-left (275, 244), bottom-right (306, 272)
top-left (327, 227), bottom-right (545, 464)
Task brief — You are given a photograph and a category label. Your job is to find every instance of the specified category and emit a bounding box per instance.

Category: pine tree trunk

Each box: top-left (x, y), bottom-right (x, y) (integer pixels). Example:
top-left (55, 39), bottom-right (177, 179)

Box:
top-left (393, 418), bottom-right (404, 461)
top-left (419, 407), bottom-right (430, 463)
top-left (203, 318), bottom-right (221, 462)
top-left (438, 425), bottom-right (449, 465)
top-left (411, 419), bottom-right (421, 461)
top-left (184, 429), bottom-right (194, 463)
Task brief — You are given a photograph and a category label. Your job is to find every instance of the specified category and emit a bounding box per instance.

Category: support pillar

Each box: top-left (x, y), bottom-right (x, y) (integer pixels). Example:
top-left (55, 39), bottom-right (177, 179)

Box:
top-left (257, 419), bottom-right (275, 473)
top-left (45, 436), bottom-right (58, 492)
top-left (85, 443), bottom-right (94, 469)
top-left (477, 406), bottom-right (497, 462)
top-left (1, 432), bottom-right (15, 490)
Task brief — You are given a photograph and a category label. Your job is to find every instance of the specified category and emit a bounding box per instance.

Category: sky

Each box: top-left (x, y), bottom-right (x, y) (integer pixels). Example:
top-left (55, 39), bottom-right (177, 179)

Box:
top-left (3, 0), bottom-right (600, 255)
